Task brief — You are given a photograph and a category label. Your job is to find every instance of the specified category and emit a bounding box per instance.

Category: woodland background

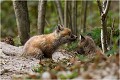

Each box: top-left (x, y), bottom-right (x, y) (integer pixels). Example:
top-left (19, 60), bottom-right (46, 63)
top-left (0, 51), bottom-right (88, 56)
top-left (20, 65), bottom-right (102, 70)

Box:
top-left (1, 1), bottom-right (119, 54)
top-left (0, 0), bottom-right (119, 79)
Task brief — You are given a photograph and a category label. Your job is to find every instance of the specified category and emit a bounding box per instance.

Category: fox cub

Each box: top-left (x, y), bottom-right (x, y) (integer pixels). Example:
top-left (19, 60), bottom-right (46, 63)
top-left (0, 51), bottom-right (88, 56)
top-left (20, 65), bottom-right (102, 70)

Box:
top-left (22, 24), bottom-right (77, 59)
top-left (77, 35), bottom-right (106, 59)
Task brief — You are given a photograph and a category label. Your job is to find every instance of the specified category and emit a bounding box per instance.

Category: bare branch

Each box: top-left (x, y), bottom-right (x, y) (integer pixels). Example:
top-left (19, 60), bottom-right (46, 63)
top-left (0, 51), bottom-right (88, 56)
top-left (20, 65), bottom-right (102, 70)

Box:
top-left (103, 0), bottom-right (111, 18)
top-left (97, 0), bottom-right (103, 15)
top-left (111, 19), bottom-right (115, 31)
top-left (102, 0), bottom-right (107, 10)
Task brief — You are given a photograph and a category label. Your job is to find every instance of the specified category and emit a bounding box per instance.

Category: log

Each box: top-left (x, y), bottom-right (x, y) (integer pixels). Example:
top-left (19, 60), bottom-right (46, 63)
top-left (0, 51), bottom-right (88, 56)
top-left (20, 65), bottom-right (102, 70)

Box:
top-left (0, 42), bottom-right (72, 61)
top-left (0, 42), bottom-right (23, 56)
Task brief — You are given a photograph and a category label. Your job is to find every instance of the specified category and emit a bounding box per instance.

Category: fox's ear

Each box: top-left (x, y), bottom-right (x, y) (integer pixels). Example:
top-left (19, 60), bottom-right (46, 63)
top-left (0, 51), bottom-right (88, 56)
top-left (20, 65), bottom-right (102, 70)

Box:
top-left (56, 24), bottom-right (64, 31)
top-left (79, 35), bottom-right (85, 41)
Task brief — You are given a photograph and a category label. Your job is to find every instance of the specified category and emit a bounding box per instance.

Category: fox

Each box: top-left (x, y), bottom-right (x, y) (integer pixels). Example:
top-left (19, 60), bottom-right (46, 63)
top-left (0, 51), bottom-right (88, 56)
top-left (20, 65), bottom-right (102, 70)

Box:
top-left (77, 35), bottom-right (106, 59)
top-left (22, 24), bottom-right (77, 59)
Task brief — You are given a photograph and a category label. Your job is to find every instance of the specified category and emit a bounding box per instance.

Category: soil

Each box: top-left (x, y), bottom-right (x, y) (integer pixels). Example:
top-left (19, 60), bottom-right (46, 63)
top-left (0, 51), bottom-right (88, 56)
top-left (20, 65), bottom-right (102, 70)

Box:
top-left (0, 42), bottom-right (72, 80)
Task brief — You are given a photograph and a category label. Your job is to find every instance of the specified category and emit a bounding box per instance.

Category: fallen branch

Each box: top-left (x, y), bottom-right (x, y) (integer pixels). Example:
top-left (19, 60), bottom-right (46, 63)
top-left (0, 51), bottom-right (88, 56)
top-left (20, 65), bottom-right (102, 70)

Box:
top-left (0, 42), bottom-right (23, 56)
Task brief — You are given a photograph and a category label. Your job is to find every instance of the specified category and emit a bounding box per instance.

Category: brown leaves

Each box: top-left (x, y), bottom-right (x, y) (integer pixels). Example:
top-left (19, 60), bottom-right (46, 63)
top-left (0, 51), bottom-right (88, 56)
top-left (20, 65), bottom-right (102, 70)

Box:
top-left (54, 65), bottom-right (65, 71)
top-left (1, 36), bottom-right (14, 45)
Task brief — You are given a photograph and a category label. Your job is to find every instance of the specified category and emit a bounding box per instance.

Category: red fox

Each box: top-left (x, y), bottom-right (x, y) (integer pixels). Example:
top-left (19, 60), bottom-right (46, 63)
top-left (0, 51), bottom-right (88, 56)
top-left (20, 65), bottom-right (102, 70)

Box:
top-left (77, 35), bottom-right (106, 59)
top-left (22, 24), bottom-right (77, 59)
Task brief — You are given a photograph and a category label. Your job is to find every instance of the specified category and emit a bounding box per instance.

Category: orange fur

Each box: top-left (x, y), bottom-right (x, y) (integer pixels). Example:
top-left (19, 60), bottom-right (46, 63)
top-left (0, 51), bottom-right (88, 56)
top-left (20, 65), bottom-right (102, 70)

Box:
top-left (22, 25), bottom-right (77, 59)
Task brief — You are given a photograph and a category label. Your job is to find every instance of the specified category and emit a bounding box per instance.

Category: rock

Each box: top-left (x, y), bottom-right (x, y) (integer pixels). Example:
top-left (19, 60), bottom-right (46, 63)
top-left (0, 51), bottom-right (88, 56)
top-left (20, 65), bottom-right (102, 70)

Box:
top-left (52, 51), bottom-right (72, 62)
top-left (42, 72), bottom-right (51, 79)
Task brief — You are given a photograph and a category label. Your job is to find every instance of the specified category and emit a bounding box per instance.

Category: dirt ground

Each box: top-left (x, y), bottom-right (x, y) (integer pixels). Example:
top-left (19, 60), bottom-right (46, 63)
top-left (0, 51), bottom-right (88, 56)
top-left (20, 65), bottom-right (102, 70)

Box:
top-left (0, 42), bottom-right (71, 80)
top-left (0, 42), bottom-right (119, 80)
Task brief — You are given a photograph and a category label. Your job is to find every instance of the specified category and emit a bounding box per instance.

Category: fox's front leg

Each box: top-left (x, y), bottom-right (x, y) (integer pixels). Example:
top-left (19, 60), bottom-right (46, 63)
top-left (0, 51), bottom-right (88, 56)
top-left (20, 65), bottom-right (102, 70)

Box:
top-left (33, 48), bottom-right (44, 60)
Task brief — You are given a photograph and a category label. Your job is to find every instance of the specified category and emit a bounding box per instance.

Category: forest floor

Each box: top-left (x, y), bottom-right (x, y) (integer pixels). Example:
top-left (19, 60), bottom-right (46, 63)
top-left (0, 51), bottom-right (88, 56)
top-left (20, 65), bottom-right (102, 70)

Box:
top-left (0, 44), bottom-right (73, 80)
top-left (0, 42), bottom-right (119, 80)
top-left (0, 51), bottom-right (39, 80)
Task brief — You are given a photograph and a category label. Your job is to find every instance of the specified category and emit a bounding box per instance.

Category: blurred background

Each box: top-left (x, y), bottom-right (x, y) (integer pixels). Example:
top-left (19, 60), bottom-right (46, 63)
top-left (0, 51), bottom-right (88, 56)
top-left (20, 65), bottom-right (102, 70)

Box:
top-left (1, 1), bottom-right (119, 53)
top-left (1, 1), bottom-right (119, 36)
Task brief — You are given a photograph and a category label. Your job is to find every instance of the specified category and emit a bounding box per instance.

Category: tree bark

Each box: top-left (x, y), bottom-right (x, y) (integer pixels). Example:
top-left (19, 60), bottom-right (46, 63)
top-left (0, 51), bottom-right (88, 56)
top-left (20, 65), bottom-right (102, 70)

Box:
top-left (13, 1), bottom-right (30, 45)
top-left (64, 0), bottom-right (68, 27)
top-left (68, 1), bottom-right (72, 29)
top-left (71, 0), bottom-right (77, 35)
top-left (97, 0), bottom-right (111, 53)
top-left (83, 1), bottom-right (88, 33)
top-left (55, 0), bottom-right (64, 25)
top-left (64, 1), bottom-right (72, 28)
top-left (37, 0), bottom-right (47, 34)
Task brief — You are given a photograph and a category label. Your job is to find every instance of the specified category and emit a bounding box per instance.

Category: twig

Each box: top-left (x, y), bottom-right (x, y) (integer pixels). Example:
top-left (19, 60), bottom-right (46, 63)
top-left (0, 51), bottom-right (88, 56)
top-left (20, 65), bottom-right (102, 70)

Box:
top-left (103, 0), bottom-right (111, 18)
top-left (45, 18), bottom-right (50, 27)
top-left (97, 0), bottom-right (103, 15)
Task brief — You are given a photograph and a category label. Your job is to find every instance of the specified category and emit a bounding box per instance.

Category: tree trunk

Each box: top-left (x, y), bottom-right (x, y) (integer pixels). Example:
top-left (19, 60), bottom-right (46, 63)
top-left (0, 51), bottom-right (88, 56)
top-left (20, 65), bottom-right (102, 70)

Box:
top-left (110, 19), bottom-right (115, 47)
top-left (80, 1), bottom-right (84, 33)
top-left (83, 1), bottom-right (88, 33)
top-left (64, 1), bottom-right (68, 27)
top-left (55, 0), bottom-right (64, 25)
top-left (71, 0), bottom-right (77, 35)
top-left (97, 0), bottom-right (111, 53)
top-left (37, 0), bottom-right (47, 34)
top-left (68, 1), bottom-right (72, 29)
top-left (101, 18), bottom-right (107, 53)
top-left (13, 1), bottom-right (30, 45)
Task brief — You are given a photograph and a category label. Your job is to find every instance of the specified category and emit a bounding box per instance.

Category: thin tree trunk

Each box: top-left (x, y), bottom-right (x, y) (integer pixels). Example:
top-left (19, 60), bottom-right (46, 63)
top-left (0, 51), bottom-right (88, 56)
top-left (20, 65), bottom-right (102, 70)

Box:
top-left (64, 0), bottom-right (68, 27)
top-left (83, 1), bottom-right (88, 33)
top-left (80, 1), bottom-right (84, 33)
top-left (110, 19), bottom-right (115, 44)
top-left (37, 0), bottom-right (47, 34)
top-left (13, 1), bottom-right (30, 45)
top-left (71, 0), bottom-right (77, 35)
top-left (55, 0), bottom-right (64, 25)
top-left (64, 1), bottom-right (72, 28)
top-left (68, 1), bottom-right (72, 29)
top-left (97, 0), bottom-right (111, 53)
top-left (102, 15), bottom-right (108, 52)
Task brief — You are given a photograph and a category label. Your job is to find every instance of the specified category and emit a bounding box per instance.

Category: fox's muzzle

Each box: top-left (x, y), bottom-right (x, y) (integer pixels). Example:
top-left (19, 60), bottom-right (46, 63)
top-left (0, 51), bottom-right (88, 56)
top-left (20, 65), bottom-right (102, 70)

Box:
top-left (69, 34), bottom-right (78, 41)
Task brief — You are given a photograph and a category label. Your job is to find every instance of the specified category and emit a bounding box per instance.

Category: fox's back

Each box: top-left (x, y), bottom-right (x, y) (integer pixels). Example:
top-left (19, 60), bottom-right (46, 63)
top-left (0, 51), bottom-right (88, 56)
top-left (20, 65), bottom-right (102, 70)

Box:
top-left (23, 33), bottom-right (56, 50)
top-left (22, 24), bottom-right (77, 58)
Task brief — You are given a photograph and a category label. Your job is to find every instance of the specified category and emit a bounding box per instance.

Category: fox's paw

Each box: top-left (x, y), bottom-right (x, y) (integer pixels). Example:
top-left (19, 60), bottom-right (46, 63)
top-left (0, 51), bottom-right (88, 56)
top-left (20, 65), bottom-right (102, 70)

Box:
top-left (35, 53), bottom-right (44, 60)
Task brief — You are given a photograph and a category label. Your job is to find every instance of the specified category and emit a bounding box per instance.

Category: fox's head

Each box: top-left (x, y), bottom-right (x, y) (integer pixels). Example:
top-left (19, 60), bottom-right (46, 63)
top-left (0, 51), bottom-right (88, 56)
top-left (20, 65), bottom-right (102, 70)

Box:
top-left (54, 24), bottom-right (77, 43)
top-left (77, 35), bottom-right (96, 55)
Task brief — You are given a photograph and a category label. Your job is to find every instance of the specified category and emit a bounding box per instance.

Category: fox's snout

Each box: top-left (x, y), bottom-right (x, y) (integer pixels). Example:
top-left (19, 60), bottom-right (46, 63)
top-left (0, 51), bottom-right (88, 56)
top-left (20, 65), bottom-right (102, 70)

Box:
top-left (69, 34), bottom-right (77, 41)
top-left (71, 34), bottom-right (77, 39)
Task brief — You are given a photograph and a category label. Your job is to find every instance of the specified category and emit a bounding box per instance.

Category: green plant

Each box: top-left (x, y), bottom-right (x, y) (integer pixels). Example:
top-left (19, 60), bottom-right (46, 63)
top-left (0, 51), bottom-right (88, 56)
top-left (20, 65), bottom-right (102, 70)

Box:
top-left (63, 41), bottom-right (78, 51)
top-left (85, 28), bottom-right (101, 47)
top-left (76, 54), bottom-right (89, 62)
